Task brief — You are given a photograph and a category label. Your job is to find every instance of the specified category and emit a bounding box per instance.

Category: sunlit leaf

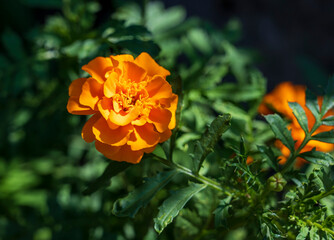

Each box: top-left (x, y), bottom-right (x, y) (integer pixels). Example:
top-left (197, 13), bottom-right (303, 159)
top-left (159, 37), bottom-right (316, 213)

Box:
top-left (311, 130), bottom-right (334, 144)
top-left (296, 226), bottom-right (309, 240)
top-left (154, 183), bottom-right (206, 233)
top-left (288, 102), bottom-right (309, 134)
top-left (299, 149), bottom-right (334, 167)
top-left (264, 114), bottom-right (295, 153)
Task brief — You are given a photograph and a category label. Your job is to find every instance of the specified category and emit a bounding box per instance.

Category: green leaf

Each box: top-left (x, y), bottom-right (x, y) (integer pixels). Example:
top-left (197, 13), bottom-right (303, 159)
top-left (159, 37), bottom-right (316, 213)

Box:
top-left (263, 114), bottom-right (295, 152)
top-left (206, 83), bottom-right (264, 102)
top-left (83, 161), bottom-right (132, 195)
top-left (322, 116), bottom-right (334, 126)
top-left (154, 183), bottom-right (206, 234)
top-left (175, 209), bottom-right (201, 236)
top-left (312, 130), bottom-right (334, 143)
top-left (257, 145), bottom-right (279, 171)
top-left (112, 171), bottom-right (177, 217)
top-left (191, 114), bottom-right (231, 171)
top-left (213, 195), bottom-right (232, 227)
top-left (299, 149), bottom-right (334, 167)
top-left (187, 28), bottom-right (212, 54)
top-left (296, 226), bottom-right (309, 240)
top-left (1, 28), bottom-right (26, 61)
top-left (309, 226), bottom-right (320, 240)
top-left (321, 78), bottom-right (334, 116)
top-left (306, 90), bottom-right (320, 120)
top-left (116, 39), bottom-right (160, 58)
top-left (288, 102), bottom-right (309, 134)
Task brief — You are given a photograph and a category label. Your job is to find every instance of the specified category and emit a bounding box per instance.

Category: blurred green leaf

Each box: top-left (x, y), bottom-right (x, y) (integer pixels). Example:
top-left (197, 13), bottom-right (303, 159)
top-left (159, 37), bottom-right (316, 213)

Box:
top-left (288, 102), bottom-right (309, 134)
top-left (321, 79), bottom-right (334, 116)
top-left (306, 89), bottom-right (320, 120)
top-left (206, 83), bottom-right (264, 102)
top-left (154, 183), bottom-right (206, 234)
top-left (115, 39), bottom-right (160, 58)
top-left (1, 28), bottom-right (26, 61)
top-left (222, 41), bottom-right (250, 83)
top-left (311, 130), bottom-right (334, 144)
top-left (112, 171), bottom-right (177, 217)
top-left (187, 28), bottom-right (211, 54)
top-left (264, 114), bottom-right (295, 153)
top-left (174, 209), bottom-right (201, 236)
top-left (296, 226), bottom-right (309, 240)
top-left (258, 146), bottom-right (279, 171)
top-left (299, 149), bottom-right (334, 167)
top-left (214, 195), bottom-right (232, 227)
top-left (309, 226), bottom-right (320, 240)
top-left (83, 161), bottom-right (132, 195)
top-left (322, 116), bottom-right (334, 126)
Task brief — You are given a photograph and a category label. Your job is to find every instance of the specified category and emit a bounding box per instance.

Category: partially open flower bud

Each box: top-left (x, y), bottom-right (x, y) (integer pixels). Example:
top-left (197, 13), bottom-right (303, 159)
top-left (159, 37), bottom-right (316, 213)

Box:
top-left (267, 173), bottom-right (287, 192)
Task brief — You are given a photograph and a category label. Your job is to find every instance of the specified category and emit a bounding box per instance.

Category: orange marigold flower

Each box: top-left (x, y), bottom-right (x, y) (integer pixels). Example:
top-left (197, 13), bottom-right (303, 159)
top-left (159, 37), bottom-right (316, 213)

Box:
top-left (259, 82), bottom-right (334, 167)
top-left (67, 52), bottom-right (178, 164)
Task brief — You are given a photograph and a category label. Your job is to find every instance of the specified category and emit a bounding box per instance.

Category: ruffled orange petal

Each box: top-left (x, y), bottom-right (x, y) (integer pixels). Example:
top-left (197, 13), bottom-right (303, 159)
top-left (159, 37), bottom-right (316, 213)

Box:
top-left (110, 54), bottom-right (134, 67)
top-left (109, 106), bottom-right (142, 126)
top-left (82, 57), bottom-right (112, 83)
top-left (79, 78), bottom-right (103, 110)
top-left (167, 94), bottom-right (178, 129)
top-left (148, 107), bottom-right (172, 132)
top-left (131, 116), bottom-right (147, 126)
top-left (81, 113), bottom-right (101, 143)
top-left (67, 97), bottom-right (95, 115)
top-left (142, 145), bottom-right (156, 153)
top-left (159, 129), bottom-right (172, 143)
top-left (92, 117), bottom-right (133, 146)
top-left (97, 97), bottom-right (112, 120)
top-left (145, 76), bottom-right (172, 99)
top-left (134, 52), bottom-right (170, 77)
top-left (112, 145), bottom-right (144, 163)
top-left (122, 61), bottom-right (147, 83)
top-left (69, 78), bottom-right (86, 97)
top-left (104, 72), bottom-right (118, 98)
top-left (95, 141), bottom-right (121, 160)
top-left (96, 142), bottom-right (143, 163)
top-left (67, 78), bottom-right (96, 114)
top-left (128, 123), bottom-right (160, 151)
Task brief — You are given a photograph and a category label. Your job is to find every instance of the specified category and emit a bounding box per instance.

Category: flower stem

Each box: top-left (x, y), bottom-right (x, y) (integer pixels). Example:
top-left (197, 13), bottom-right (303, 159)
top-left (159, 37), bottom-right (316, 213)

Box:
top-left (281, 120), bottom-right (321, 174)
top-left (150, 154), bottom-right (230, 194)
top-left (310, 187), bottom-right (334, 202)
top-left (306, 220), bottom-right (334, 237)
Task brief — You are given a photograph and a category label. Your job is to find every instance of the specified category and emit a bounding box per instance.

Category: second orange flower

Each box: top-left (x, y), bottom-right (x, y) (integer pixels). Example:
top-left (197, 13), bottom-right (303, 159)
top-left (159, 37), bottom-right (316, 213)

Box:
top-left (67, 52), bottom-right (178, 163)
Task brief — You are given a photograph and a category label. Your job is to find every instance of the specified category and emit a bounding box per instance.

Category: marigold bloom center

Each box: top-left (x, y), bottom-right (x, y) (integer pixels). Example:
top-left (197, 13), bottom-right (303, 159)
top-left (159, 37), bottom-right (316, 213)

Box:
top-left (67, 52), bottom-right (178, 164)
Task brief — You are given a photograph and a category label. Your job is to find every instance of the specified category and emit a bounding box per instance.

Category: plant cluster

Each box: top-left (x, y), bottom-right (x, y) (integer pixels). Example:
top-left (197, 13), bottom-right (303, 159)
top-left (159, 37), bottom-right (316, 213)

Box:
top-left (0, 0), bottom-right (333, 239)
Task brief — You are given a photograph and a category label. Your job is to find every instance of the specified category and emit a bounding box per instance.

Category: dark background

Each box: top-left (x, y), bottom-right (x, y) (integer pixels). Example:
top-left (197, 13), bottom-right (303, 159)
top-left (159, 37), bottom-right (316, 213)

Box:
top-left (1, 0), bottom-right (333, 90)
top-left (164, 0), bottom-right (334, 90)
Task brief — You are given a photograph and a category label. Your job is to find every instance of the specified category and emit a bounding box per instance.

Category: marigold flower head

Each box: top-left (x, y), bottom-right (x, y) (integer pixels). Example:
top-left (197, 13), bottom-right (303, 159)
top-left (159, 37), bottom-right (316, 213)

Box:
top-left (67, 52), bottom-right (178, 163)
top-left (259, 82), bottom-right (334, 167)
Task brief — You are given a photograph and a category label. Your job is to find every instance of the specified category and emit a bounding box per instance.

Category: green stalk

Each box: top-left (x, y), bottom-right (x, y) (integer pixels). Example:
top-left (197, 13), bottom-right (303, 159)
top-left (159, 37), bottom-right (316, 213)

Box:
top-left (306, 220), bottom-right (334, 237)
top-left (310, 188), bottom-right (334, 202)
top-left (281, 120), bottom-right (322, 173)
top-left (150, 154), bottom-right (230, 194)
